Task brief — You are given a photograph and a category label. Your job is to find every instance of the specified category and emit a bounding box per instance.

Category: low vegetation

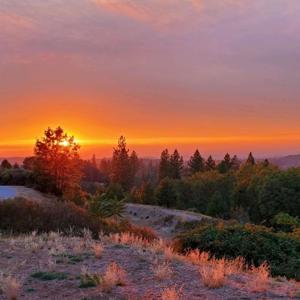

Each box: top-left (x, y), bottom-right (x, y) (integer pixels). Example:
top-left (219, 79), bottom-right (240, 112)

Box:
top-left (175, 221), bottom-right (300, 280)
top-left (0, 231), bottom-right (298, 299)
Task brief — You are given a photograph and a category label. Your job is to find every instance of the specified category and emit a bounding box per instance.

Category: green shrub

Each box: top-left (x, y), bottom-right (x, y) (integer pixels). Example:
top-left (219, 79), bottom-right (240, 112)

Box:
top-left (0, 168), bottom-right (33, 185)
top-left (0, 198), bottom-right (158, 242)
top-left (0, 198), bottom-right (102, 236)
top-left (31, 272), bottom-right (68, 281)
top-left (175, 223), bottom-right (300, 280)
top-left (88, 193), bottom-right (125, 219)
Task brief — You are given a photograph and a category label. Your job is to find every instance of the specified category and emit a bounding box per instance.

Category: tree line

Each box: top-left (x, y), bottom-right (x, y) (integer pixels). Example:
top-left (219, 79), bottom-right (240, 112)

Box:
top-left (0, 127), bottom-right (299, 227)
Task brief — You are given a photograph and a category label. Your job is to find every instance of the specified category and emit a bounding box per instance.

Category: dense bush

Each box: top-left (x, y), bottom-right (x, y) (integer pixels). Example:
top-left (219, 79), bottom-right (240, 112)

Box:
top-left (131, 164), bottom-right (300, 226)
top-left (0, 168), bottom-right (33, 185)
top-left (175, 223), bottom-right (300, 280)
top-left (0, 198), bottom-right (158, 242)
top-left (0, 198), bottom-right (102, 236)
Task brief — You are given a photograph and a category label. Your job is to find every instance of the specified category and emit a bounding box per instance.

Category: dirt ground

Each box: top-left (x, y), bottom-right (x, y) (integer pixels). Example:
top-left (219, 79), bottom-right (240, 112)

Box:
top-left (0, 233), bottom-right (298, 300)
top-left (124, 203), bottom-right (212, 238)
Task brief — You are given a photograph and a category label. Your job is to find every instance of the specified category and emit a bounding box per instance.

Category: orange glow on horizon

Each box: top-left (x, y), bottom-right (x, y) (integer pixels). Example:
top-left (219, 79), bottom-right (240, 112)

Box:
top-left (1, 134), bottom-right (300, 159)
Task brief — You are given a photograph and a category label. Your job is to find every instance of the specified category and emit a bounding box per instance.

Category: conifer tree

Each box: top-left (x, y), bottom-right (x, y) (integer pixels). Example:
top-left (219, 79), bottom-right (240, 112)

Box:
top-left (246, 152), bottom-right (256, 165)
top-left (0, 159), bottom-right (12, 169)
top-left (170, 149), bottom-right (184, 179)
top-left (155, 177), bottom-right (178, 208)
top-left (218, 153), bottom-right (232, 173)
top-left (129, 150), bottom-right (139, 186)
top-left (111, 136), bottom-right (131, 190)
top-left (263, 159), bottom-right (270, 167)
top-left (159, 149), bottom-right (170, 180)
top-left (91, 154), bottom-right (97, 168)
top-left (230, 155), bottom-right (240, 170)
top-left (205, 155), bottom-right (216, 171)
top-left (188, 149), bottom-right (205, 174)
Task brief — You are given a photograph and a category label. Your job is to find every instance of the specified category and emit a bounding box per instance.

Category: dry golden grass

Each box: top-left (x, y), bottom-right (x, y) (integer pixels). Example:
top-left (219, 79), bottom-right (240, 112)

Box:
top-left (0, 275), bottom-right (21, 300)
top-left (152, 260), bottom-right (172, 280)
top-left (109, 232), bottom-right (150, 248)
top-left (101, 262), bottom-right (127, 293)
top-left (249, 262), bottom-right (270, 292)
top-left (161, 285), bottom-right (183, 300)
top-left (82, 228), bottom-right (93, 248)
top-left (91, 242), bottom-right (104, 259)
top-left (224, 256), bottom-right (245, 275)
top-left (199, 258), bottom-right (226, 288)
top-left (186, 249), bottom-right (210, 265)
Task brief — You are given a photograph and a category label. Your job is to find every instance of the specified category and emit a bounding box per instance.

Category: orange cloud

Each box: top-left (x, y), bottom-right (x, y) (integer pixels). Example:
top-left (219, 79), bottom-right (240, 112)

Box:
top-left (0, 12), bottom-right (34, 35)
top-left (93, 0), bottom-right (203, 27)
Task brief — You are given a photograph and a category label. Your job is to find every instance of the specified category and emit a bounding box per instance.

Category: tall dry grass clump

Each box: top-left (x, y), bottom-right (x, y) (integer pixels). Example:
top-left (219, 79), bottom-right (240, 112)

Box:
top-left (0, 275), bottom-right (21, 300)
top-left (249, 262), bottom-right (270, 292)
top-left (91, 242), bottom-right (104, 259)
top-left (101, 262), bottom-right (126, 292)
top-left (108, 232), bottom-right (150, 248)
top-left (152, 260), bottom-right (172, 280)
top-left (186, 249), bottom-right (209, 265)
top-left (224, 256), bottom-right (245, 275)
top-left (161, 285), bottom-right (182, 300)
top-left (199, 258), bottom-right (226, 288)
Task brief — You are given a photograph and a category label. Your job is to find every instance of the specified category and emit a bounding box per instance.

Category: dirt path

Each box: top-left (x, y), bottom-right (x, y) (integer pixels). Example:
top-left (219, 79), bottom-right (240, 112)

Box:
top-left (124, 203), bottom-right (212, 238)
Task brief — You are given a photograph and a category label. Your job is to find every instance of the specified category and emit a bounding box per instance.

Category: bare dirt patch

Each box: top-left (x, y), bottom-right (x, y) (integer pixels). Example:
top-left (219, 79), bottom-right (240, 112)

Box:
top-left (124, 203), bottom-right (212, 238)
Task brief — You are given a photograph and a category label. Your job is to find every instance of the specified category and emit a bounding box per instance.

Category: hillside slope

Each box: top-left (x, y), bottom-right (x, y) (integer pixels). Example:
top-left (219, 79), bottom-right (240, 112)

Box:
top-left (0, 232), bottom-right (298, 299)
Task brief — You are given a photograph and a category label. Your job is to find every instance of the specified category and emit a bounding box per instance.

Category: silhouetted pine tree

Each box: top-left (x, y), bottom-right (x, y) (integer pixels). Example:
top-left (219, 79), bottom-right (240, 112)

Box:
top-left (263, 159), bottom-right (270, 167)
top-left (205, 155), bottom-right (216, 171)
top-left (170, 149), bottom-right (184, 179)
top-left (111, 136), bottom-right (131, 190)
top-left (0, 159), bottom-right (12, 169)
top-left (91, 154), bottom-right (97, 168)
top-left (246, 152), bottom-right (256, 165)
top-left (159, 149), bottom-right (170, 180)
top-left (230, 155), bottom-right (240, 170)
top-left (129, 150), bottom-right (139, 186)
top-left (188, 149), bottom-right (205, 174)
top-left (218, 153), bottom-right (232, 173)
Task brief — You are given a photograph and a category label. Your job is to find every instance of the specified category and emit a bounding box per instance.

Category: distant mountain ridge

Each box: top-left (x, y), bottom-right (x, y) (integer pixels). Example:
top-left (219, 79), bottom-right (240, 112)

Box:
top-left (268, 154), bottom-right (300, 170)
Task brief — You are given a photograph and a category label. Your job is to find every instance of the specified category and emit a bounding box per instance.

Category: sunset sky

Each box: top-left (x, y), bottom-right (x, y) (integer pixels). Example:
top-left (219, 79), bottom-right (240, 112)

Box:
top-left (1, 0), bottom-right (300, 159)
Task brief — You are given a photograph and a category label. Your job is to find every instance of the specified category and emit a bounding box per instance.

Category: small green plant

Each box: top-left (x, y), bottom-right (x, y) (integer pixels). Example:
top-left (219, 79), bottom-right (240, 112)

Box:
top-left (88, 193), bottom-right (125, 219)
top-left (79, 274), bottom-right (101, 288)
top-left (31, 271), bottom-right (68, 281)
top-left (79, 266), bottom-right (101, 288)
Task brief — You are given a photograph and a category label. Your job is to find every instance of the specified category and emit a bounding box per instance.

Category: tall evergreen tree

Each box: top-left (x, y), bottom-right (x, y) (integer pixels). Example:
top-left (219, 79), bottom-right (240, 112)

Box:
top-left (169, 149), bottom-right (184, 179)
top-left (129, 150), bottom-right (139, 186)
top-left (34, 126), bottom-right (82, 195)
top-left (205, 155), bottom-right (216, 171)
top-left (218, 153), bottom-right (232, 173)
top-left (1, 159), bottom-right (12, 169)
top-left (188, 149), bottom-right (205, 174)
top-left (91, 154), bottom-right (97, 168)
top-left (263, 159), bottom-right (270, 167)
top-left (246, 152), bottom-right (256, 165)
top-left (230, 155), bottom-right (240, 170)
top-left (159, 149), bottom-right (170, 180)
top-left (155, 177), bottom-right (178, 208)
top-left (110, 136), bottom-right (131, 190)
